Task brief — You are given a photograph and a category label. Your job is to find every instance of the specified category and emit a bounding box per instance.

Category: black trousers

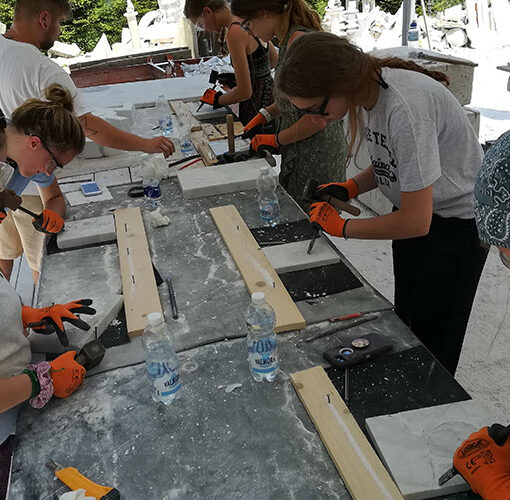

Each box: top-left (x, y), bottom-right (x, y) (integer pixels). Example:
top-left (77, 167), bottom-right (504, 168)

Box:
top-left (392, 213), bottom-right (488, 375)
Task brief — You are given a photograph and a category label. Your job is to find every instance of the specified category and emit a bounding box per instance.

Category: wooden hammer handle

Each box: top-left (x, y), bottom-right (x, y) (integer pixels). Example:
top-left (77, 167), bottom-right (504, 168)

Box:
top-left (325, 196), bottom-right (361, 216)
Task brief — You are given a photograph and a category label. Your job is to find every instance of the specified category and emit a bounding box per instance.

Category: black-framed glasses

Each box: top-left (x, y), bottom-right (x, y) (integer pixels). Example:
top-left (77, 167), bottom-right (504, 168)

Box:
top-left (240, 19), bottom-right (251, 32)
top-left (24, 129), bottom-right (63, 170)
top-left (292, 96), bottom-right (330, 116)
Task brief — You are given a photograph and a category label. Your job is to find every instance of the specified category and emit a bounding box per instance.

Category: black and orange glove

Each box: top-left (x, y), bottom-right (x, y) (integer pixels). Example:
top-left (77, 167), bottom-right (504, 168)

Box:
top-left (453, 424), bottom-right (510, 500)
top-left (0, 210), bottom-right (6, 224)
top-left (309, 202), bottom-right (348, 238)
top-left (22, 299), bottom-right (96, 347)
top-left (316, 179), bottom-right (359, 202)
top-left (32, 209), bottom-right (64, 234)
top-left (49, 351), bottom-right (86, 398)
top-left (250, 134), bottom-right (280, 154)
top-left (242, 112), bottom-right (268, 139)
top-left (200, 88), bottom-right (223, 109)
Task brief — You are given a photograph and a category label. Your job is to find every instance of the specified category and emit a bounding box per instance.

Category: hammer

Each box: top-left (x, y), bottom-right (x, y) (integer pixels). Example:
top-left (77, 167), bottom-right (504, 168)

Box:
top-left (75, 339), bottom-right (106, 370)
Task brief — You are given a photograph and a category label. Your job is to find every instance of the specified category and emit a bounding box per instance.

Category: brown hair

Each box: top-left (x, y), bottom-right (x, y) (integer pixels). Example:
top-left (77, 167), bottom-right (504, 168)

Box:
top-left (231, 0), bottom-right (321, 32)
top-left (276, 32), bottom-right (449, 156)
top-left (14, 0), bottom-right (71, 20)
top-left (184, 0), bottom-right (227, 18)
top-left (10, 84), bottom-right (85, 154)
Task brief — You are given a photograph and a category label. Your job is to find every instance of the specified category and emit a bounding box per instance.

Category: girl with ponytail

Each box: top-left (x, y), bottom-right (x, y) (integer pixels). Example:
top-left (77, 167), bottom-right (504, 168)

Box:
top-left (185, 0), bottom-right (277, 126)
top-left (231, 0), bottom-right (348, 205)
top-left (276, 31), bottom-right (488, 376)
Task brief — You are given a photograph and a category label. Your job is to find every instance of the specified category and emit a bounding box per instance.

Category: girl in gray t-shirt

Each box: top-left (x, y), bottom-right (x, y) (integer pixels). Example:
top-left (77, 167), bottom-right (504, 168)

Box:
top-left (275, 32), bottom-right (488, 375)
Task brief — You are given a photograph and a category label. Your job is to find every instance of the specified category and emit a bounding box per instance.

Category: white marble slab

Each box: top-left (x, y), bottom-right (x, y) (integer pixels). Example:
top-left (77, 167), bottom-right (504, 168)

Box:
top-left (57, 214), bottom-right (116, 250)
top-left (65, 185), bottom-right (113, 206)
top-left (177, 158), bottom-right (269, 198)
top-left (29, 293), bottom-right (124, 354)
top-left (94, 167), bottom-right (131, 187)
top-left (366, 400), bottom-right (493, 500)
top-left (262, 239), bottom-right (340, 273)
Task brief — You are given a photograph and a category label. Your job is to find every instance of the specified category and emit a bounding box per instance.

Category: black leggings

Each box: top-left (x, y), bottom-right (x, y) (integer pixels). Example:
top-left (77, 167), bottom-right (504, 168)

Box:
top-left (392, 213), bottom-right (488, 375)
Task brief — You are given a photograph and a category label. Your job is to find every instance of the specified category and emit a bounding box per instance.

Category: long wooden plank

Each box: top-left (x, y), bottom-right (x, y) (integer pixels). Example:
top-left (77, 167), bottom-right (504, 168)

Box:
top-left (114, 207), bottom-right (162, 337)
top-left (209, 205), bottom-right (306, 333)
top-left (190, 131), bottom-right (218, 166)
top-left (290, 366), bottom-right (404, 500)
top-left (169, 100), bottom-right (202, 132)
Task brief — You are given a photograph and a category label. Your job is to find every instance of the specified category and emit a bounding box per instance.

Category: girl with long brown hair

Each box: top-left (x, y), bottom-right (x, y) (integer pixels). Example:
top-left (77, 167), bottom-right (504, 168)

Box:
top-left (276, 32), bottom-right (488, 375)
top-left (185, 0), bottom-right (276, 126)
top-left (230, 0), bottom-right (348, 205)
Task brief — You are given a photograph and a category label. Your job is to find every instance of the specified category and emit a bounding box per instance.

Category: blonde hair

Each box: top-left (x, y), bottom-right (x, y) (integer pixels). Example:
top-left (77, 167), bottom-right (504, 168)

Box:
top-left (276, 32), bottom-right (449, 157)
top-left (184, 0), bottom-right (227, 18)
top-left (231, 0), bottom-right (322, 32)
top-left (10, 84), bottom-right (85, 154)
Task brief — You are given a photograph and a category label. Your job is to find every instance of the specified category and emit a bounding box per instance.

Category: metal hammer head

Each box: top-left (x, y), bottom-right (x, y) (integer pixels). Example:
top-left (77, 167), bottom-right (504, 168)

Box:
top-left (209, 70), bottom-right (219, 85)
top-left (76, 339), bottom-right (106, 370)
top-left (302, 178), bottom-right (319, 204)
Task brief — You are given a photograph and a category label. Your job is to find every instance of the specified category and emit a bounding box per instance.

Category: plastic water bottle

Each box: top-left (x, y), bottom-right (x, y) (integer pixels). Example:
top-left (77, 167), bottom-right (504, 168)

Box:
top-left (181, 134), bottom-right (195, 157)
top-left (257, 166), bottom-right (280, 227)
top-left (144, 179), bottom-right (161, 207)
top-left (142, 312), bottom-right (182, 405)
top-left (408, 20), bottom-right (419, 48)
top-left (245, 292), bottom-right (279, 382)
top-left (156, 94), bottom-right (173, 136)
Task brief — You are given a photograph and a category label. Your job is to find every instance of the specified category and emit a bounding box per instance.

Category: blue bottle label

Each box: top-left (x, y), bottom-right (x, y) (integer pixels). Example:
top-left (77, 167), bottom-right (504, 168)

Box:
top-left (147, 361), bottom-right (181, 396)
top-left (260, 201), bottom-right (280, 222)
top-left (144, 182), bottom-right (161, 199)
top-left (248, 338), bottom-right (279, 373)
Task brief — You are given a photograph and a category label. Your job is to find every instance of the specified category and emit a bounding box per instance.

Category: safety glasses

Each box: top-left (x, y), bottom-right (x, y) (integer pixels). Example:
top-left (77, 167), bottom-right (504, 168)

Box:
top-left (24, 129), bottom-right (63, 171)
top-left (292, 96), bottom-right (330, 116)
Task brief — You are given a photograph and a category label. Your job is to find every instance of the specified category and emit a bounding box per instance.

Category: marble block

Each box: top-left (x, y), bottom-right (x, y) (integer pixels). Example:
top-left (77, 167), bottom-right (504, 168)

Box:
top-left (29, 293), bottom-right (124, 354)
top-left (94, 168), bottom-right (131, 187)
top-left (365, 400), bottom-right (493, 500)
top-left (57, 215), bottom-right (116, 250)
top-left (65, 185), bottom-right (113, 206)
top-left (262, 239), bottom-right (340, 273)
top-left (177, 158), bottom-right (269, 198)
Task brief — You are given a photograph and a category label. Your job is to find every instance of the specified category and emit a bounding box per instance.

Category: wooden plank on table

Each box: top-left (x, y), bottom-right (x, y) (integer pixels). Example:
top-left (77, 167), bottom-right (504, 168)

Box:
top-left (169, 100), bottom-right (202, 132)
top-left (202, 123), bottom-right (225, 141)
top-left (191, 131), bottom-right (218, 166)
top-left (290, 366), bottom-right (404, 500)
top-left (209, 205), bottom-right (306, 333)
top-left (217, 121), bottom-right (244, 137)
top-left (114, 207), bottom-right (162, 337)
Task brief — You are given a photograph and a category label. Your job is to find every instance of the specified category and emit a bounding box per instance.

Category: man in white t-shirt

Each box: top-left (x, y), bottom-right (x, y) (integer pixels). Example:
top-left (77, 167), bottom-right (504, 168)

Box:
top-left (0, 0), bottom-right (176, 282)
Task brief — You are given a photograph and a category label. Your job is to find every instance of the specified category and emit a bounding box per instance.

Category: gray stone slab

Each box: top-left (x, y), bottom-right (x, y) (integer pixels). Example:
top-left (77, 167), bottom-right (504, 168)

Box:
top-left (94, 168), bottom-right (131, 187)
top-left (11, 336), bottom-right (350, 500)
top-left (177, 158), bottom-right (269, 198)
top-left (29, 293), bottom-right (124, 354)
top-left (57, 214), bottom-right (116, 249)
top-left (262, 239), bottom-right (340, 273)
top-left (366, 400), bottom-right (493, 499)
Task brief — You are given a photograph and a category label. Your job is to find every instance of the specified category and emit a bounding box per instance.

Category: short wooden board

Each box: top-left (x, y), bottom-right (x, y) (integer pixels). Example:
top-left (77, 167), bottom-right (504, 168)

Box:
top-left (114, 207), bottom-right (162, 337)
top-left (190, 131), bottom-right (218, 166)
top-left (209, 205), bottom-right (306, 333)
top-left (216, 121), bottom-right (244, 137)
top-left (290, 366), bottom-right (404, 500)
top-left (202, 123), bottom-right (225, 141)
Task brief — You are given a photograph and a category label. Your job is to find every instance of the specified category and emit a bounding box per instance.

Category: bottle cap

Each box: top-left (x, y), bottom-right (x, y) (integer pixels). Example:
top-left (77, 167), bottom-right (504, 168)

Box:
top-left (147, 312), bottom-right (163, 327)
top-left (251, 292), bottom-right (266, 305)
top-left (410, 20), bottom-right (417, 28)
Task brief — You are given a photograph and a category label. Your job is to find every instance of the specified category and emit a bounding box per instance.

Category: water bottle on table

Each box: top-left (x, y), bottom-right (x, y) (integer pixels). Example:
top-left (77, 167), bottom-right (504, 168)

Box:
top-left (245, 292), bottom-right (279, 382)
top-left (142, 312), bottom-right (182, 405)
top-left (257, 166), bottom-right (280, 227)
top-left (407, 20), bottom-right (419, 48)
top-left (156, 94), bottom-right (173, 136)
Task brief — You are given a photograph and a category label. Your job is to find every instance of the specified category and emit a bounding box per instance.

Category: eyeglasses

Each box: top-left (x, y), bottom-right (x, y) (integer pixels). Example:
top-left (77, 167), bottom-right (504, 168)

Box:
top-left (292, 96), bottom-right (330, 116)
top-left (24, 129), bottom-right (63, 171)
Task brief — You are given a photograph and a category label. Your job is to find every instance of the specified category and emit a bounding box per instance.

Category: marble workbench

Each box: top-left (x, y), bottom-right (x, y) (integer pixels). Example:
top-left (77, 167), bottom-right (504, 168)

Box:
top-left (13, 179), bottom-right (479, 499)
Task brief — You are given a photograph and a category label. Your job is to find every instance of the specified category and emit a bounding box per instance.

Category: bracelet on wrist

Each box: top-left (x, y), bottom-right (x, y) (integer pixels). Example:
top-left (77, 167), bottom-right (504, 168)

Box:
top-left (22, 369), bottom-right (40, 399)
top-left (259, 108), bottom-right (272, 123)
top-left (27, 362), bottom-right (54, 409)
top-left (342, 219), bottom-right (350, 239)
top-left (275, 132), bottom-right (283, 147)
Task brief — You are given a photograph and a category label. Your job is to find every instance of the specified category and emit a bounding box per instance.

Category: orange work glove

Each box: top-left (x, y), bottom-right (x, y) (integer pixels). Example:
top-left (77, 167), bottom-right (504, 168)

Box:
top-left (309, 202), bottom-right (349, 238)
top-left (250, 134), bottom-right (280, 154)
top-left (316, 179), bottom-right (360, 202)
top-left (453, 424), bottom-right (510, 500)
top-left (49, 351), bottom-right (86, 398)
top-left (200, 88), bottom-right (223, 109)
top-left (242, 112), bottom-right (268, 139)
top-left (0, 210), bottom-right (6, 224)
top-left (32, 208), bottom-right (64, 234)
top-left (22, 299), bottom-right (96, 347)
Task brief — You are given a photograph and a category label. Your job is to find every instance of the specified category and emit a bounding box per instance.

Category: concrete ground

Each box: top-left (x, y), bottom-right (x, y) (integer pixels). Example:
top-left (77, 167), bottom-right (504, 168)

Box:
top-left (332, 200), bottom-right (510, 423)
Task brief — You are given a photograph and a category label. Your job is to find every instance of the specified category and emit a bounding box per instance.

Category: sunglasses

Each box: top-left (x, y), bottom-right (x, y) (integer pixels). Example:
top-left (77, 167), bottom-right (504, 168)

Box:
top-left (24, 129), bottom-right (63, 170)
top-left (292, 96), bottom-right (330, 116)
top-left (240, 19), bottom-right (252, 32)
